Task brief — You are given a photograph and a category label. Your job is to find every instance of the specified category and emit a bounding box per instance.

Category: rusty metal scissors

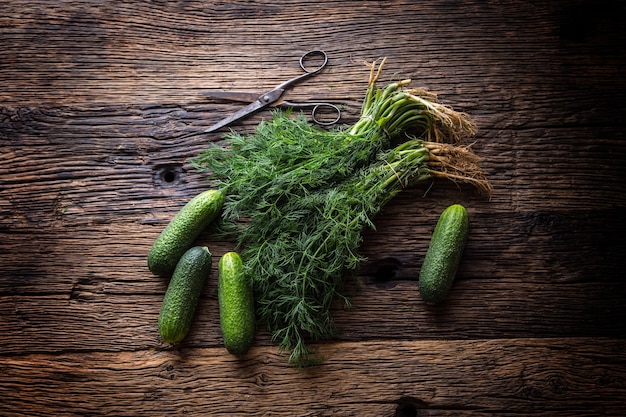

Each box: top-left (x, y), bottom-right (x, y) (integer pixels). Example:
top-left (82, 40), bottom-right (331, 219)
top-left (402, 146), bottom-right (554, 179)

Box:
top-left (183, 50), bottom-right (340, 136)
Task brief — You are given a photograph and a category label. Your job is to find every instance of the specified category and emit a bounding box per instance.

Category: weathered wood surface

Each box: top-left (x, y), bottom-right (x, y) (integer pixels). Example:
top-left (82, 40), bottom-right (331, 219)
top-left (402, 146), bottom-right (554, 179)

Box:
top-left (1, 1), bottom-right (626, 416)
top-left (3, 339), bottom-right (625, 416)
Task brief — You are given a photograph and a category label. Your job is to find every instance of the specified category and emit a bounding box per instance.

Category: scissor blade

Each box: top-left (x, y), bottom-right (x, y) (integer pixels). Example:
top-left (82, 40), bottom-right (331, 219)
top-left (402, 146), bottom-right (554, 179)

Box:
top-left (202, 90), bottom-right (260, 103)
top-left (203, 99), bottom-right (268, 133)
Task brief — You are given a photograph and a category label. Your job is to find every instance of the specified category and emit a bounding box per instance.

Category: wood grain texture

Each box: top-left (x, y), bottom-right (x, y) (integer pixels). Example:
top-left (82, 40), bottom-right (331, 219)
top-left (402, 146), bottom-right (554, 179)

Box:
top-left (2, 0), bottom-right (626, 415)
top-left (2, 339), bottom-right (625, 417)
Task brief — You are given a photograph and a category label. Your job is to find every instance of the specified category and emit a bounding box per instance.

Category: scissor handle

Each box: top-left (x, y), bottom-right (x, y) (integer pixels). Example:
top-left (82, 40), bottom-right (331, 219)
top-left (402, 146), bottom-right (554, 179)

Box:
top-left (299, 50), bottom-right (328, 74)
top-left (274, 50), bottom-right (329, 91)
top-left (311, 103), bottom-right (341, 126)
top-left (280, 100), bottom-right (341, 126)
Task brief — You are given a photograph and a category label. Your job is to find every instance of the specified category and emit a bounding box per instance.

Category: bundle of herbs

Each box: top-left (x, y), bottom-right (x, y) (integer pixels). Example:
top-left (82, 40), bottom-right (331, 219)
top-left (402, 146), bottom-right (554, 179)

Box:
top-left (192, 60), bottom-right (491, 366)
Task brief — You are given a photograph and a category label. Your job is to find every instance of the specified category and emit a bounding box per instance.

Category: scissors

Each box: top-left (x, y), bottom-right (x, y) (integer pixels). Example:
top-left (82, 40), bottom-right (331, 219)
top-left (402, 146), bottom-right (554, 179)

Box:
top-left (181, 50), bottom-right (341, 137)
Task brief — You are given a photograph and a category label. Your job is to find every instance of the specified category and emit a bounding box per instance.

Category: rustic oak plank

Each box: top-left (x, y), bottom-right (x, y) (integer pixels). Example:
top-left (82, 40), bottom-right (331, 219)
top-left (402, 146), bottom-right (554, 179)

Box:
top-left (1, 278), bottom-right (624, 355)
top-left (0, 228), bottom-right (626, 353)
top-left (1, 1), bottom-right (625, 116)
top-left (1, 338), bottom-right (625, 416)
top-left (2, 114), bottom-right (625, 231)
top-left (2, 201), bottom-right (624, 291)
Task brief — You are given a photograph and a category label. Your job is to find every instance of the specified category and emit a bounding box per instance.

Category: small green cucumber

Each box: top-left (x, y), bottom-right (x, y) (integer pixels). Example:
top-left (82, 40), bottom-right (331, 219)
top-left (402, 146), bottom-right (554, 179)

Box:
top-left (158, 246), bottom-right (212, 344)
top-left (218, 252), bottom-right (255, 355)
top-left (419, 204), bottom-right (469, 304)
top-left (148, 189), bottom-right (224, 277)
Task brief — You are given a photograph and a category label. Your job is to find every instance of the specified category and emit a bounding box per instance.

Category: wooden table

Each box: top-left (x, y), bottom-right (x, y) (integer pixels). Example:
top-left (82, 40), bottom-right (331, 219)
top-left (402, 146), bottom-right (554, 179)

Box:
top-left (2, 1), bottom-right (625, 415)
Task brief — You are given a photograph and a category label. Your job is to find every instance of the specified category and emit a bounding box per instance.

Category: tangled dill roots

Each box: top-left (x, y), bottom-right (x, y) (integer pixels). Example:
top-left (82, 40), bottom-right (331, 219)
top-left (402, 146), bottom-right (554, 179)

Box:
top-left (406, 89), bottom-right (477, 144)
top-left (362, 57), bottom-right (478, 145)
top-left (424, 142), bottom-right (493, 196)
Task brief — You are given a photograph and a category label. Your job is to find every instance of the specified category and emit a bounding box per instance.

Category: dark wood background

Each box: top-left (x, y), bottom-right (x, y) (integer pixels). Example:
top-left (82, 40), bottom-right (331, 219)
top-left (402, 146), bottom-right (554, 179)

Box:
top-left (2, 1), bottom-right (625, 416)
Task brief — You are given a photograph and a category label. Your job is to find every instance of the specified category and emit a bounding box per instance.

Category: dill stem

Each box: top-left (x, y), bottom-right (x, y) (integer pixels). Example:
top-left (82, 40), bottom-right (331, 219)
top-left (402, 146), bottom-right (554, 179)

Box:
top-left (349, 81), bottom-right (412, 137)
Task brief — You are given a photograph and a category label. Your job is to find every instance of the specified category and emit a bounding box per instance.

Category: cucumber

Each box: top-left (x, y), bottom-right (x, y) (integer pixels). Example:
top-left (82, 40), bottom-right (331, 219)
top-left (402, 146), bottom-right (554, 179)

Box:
top-left (419, 204), bottom-right (469, 304)
top-left (218, 252), bottom-right (255, 355)
top-left (148, 189), bottom-right (224, 277)
top-left (158, 246), bottom-right (212, 344)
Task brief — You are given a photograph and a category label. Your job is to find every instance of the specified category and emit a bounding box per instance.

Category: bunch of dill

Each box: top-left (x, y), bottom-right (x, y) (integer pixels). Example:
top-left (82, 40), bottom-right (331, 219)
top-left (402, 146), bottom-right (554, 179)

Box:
top-left (192, 60), bottom-right (491, 366)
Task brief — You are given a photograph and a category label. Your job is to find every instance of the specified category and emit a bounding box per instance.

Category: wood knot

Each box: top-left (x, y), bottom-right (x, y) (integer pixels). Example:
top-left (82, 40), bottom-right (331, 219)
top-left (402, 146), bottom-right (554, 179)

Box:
top-left (153, 164), bottom-right (184, 187)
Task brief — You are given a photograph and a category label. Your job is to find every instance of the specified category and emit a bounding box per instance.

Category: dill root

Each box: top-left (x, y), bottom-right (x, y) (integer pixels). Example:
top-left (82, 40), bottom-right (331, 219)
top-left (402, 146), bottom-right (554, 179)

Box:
top-left (192, 59), bottom-right (491, 367)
